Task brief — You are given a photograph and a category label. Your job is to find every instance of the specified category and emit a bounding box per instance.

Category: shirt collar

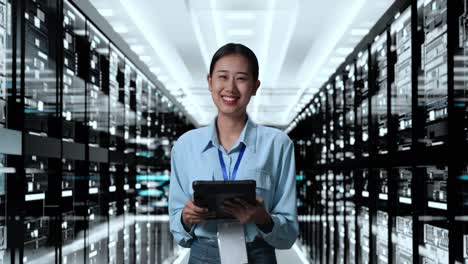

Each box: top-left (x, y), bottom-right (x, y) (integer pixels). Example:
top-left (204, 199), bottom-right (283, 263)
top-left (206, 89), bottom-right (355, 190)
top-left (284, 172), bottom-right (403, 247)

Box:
top-left (201, 115), bottom-right (257, 153)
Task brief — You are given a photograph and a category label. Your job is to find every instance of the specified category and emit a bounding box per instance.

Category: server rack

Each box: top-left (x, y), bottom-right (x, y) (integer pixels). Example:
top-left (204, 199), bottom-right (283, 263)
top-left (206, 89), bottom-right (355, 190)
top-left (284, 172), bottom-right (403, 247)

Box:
top-left (0, 0), bottom-right (194, 263)
top-left (290, 0), bottom-right (468, 263)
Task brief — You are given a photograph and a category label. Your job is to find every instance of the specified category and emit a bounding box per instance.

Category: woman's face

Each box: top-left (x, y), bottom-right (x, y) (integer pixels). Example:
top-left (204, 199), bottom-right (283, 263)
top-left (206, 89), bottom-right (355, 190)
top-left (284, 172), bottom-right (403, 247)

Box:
top-left (208, 54), bottom-right (260, 118)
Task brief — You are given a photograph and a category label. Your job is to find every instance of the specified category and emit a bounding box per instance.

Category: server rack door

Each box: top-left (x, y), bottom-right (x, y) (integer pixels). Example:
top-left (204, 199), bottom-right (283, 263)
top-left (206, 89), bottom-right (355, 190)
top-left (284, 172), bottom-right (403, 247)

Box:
top-left (393, 167), bottom-right (413, 264)
top-left (344, 63), bottom-right (357, 161)
top-left (358, 169), bottom-right (371, 264)
top-left (61, 2), bottom-right (87, 263)
top-left (22, 0), bottom-right (62, 263)
top-left (371, 32), bottom-right (390, 156)
top-left (0, 0), bottom-right (16, 262)
top-left (392, 8), bottom-right (413, 152)
top-left (356, 50), bottom-right (370, 158)
top-left (344, 170), bottom-right (357, 264)
top-left (375, 169), bottom-right (390, 264)
top-left (418, 0), bottom-right (449, 147)
top-left (418, 165), bottom-right (449, 264)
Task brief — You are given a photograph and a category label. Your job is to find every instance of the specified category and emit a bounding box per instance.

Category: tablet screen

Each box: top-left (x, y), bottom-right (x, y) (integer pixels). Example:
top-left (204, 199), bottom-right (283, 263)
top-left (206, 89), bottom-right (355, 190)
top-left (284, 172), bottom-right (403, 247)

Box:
top-left (192, 180), bottom-right (256, 219)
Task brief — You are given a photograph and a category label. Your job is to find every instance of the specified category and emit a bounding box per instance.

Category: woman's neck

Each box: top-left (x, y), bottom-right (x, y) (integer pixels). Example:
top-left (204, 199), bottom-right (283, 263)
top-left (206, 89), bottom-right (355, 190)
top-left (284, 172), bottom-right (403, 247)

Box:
top-left (216, 113), bottom-right (247, 151)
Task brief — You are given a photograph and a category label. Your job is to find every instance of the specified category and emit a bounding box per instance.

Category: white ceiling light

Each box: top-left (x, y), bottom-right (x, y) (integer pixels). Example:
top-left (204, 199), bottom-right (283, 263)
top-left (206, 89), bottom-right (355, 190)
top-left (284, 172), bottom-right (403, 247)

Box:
top-left (290, 0), bottom-right (366, 124)
top-left (150, 67), bottom-right (161, 75)
top-left (124, 37), bottom-right (140, 44)
top-left (253, 0), bottom-right (276, 118)
top-left (91, 0), bottom-right (394, 128)
top-left (330, 56), bottom-right (346, 64)
top-left (139, 55), bottom-right (151, 63)
top-left (186, 1), bottom-right (210, 70)
top-left (98, 9), bottom-right (114, 17)
top-left (159, 75), bottom-right (169, 83)
top-left (227, 29), bottom-right (254, 37)
top-left (210, 0), bottom-right (225, 47)
top-left (113, 25), bottom-right (129, 34)
top-left (351, 28), bottom-right (369, 36)
top-left (130, 45), bottom-right (145, 54)
top-left (335, 47), bottom-right (354, 55)
top-left (117, 0), bottom-right (204, 125)
top-left (225, 12), bottom-right (256, 20)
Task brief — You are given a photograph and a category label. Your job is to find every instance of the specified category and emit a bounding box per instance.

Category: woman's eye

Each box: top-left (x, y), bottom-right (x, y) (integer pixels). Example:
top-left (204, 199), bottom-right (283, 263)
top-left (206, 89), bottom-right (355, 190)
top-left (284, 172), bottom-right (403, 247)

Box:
top-left (219, 75), bottom-right (227, 79)
top-left (237, 77), bottom-right (246, 81)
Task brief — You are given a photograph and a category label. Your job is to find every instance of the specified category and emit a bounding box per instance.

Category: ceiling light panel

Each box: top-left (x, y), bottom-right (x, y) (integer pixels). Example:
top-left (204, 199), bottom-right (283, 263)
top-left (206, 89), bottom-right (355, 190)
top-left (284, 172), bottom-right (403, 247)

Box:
top-left (225, 12), bottom-right (257, 20)
top-left (98, 8), bottom-right (114, 17)
top-left (227, 28), bottom-right (254, 37)
top-left (286, 0), bottom-right (394, 124)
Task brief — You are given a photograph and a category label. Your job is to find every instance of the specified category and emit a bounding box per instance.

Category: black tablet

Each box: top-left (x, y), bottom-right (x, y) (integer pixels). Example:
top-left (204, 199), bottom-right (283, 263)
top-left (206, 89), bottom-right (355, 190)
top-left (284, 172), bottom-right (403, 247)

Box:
top-left (192, 180), bottom-right (256, 219)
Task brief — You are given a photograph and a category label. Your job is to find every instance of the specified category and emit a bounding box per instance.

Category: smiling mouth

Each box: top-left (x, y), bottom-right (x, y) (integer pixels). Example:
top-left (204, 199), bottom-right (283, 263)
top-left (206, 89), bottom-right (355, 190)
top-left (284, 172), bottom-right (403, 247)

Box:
top-left (221, 95), bottom-right (239, 105)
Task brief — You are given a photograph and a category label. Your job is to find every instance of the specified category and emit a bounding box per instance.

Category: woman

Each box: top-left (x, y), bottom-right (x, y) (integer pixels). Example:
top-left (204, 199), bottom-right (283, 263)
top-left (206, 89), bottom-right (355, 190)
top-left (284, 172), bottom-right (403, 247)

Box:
top-left (169, 43), bottom-right (298, 264)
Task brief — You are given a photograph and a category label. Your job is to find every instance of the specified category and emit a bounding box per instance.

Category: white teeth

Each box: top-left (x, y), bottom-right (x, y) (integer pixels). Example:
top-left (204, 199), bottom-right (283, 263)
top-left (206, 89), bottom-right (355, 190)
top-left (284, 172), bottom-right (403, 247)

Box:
top-left (222, 96), bottom-right (237, 101)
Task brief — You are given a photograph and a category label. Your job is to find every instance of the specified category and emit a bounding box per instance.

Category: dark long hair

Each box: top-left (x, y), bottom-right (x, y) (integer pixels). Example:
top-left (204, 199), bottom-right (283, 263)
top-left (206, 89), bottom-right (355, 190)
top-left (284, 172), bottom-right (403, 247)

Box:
top-left (209, 43), bottom-right (259, 81)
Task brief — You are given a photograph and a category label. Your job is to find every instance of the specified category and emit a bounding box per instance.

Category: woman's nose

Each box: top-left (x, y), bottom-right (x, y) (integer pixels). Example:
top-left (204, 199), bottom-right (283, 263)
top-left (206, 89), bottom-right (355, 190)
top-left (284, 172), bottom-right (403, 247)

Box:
top-left (226, 78), bottom-right (237, 92)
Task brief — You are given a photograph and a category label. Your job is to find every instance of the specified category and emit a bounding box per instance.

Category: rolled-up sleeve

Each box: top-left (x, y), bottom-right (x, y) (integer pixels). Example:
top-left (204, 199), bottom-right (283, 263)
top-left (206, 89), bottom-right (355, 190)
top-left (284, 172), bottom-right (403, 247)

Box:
top-left (258, 138), bottom-right (299, 249)
top-left (168, 144), bottom-right (195, 247)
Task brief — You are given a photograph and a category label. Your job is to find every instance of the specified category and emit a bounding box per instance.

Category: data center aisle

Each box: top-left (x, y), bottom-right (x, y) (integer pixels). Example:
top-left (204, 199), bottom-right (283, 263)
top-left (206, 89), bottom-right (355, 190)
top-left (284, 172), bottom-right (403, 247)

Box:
top-left (171, 241), bottom-right (311, 264)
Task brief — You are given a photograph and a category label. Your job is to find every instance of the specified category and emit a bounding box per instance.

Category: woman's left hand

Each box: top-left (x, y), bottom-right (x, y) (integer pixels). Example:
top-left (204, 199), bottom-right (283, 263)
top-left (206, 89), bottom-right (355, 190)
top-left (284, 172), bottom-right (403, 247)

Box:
top-left (222, 197), bottom-right (272, 226)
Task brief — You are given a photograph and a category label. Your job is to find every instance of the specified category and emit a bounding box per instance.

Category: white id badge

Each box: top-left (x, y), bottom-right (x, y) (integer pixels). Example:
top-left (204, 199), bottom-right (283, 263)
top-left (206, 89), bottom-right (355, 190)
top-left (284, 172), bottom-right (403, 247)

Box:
top-left (217, 222), bottom-right (248, 264)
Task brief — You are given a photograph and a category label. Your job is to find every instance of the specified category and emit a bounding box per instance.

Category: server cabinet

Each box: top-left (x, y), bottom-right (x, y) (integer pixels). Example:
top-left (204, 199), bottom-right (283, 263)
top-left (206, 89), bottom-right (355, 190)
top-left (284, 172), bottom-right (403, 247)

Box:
top-left (418, 165), bottom-right (449, 264)
top-left (455, 2), bottom-right (468, 262)
top-left (334, 78), bottom-right (345, 162)
top-left (356, 50), bottom-right (370, 158)
top-left (289, 0), bottom-right (468, 263)
top-left (0, 0), bottom-right (195, 263)
top-left (320, 172), bottom-right (328, 264)
top-left (418, 0), bottom-right (449, 147)
top-left (344, 170), bottom-right (357, 264)
top-left (326, 170), bottom-right (334, 264)
top-left (22, 0), bottom-right (62, 262)
top-left (375, 169), bottom-right (390, 264)
top-left (0, 0), bottom-right (7, 129)
top-left (1, 1), bottom-right (18, 262)
top-left (391, 8), bottom-right (413, 151)
top-left (334, 171), bottom-right (345, 264)
top-left (326, 86), bottom-right (335, 164)
top-left (344, 64), bottom-right (356, 160)
top-left (358, 169), bottom-right (371, 264)
top-left (393, 167), bottom-right (413, 264)
top-left (370, 32), bottom-right (390, 155)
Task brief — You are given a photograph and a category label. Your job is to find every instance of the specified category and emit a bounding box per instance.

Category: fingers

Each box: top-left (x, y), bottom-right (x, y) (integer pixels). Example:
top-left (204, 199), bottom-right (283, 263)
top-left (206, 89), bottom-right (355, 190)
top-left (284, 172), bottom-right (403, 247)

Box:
top-left (222, 199), bottom-right (256, 224)
top-left (256, 197), bottom-right (264, 205)
top-left (183, 210), bottom-right (215, 226)
top-left (224, 198), bottom-right (252, 210)
top-left (233, 198), bottom-right (252, 209)
top-left (186, 199), bottom-right (209, 214)
top-left (182, 199), bottom-right (213, 227)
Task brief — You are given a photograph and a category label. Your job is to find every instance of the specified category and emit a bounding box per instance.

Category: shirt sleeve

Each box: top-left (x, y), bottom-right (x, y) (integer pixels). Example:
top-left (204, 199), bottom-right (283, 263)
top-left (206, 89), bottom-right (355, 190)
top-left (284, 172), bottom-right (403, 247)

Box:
top-left (257, 138), bottom-right (299, 249)
top-left (168, 143), bottom-right (195, 248)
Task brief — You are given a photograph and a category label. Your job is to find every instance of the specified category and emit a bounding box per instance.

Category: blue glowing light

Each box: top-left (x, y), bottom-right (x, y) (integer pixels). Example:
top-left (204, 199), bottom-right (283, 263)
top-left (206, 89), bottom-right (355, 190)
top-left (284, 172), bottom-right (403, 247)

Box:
top-left (138, 189), bottom-right (163, 197)
top-left (136, 174), bottom-right (170, 181)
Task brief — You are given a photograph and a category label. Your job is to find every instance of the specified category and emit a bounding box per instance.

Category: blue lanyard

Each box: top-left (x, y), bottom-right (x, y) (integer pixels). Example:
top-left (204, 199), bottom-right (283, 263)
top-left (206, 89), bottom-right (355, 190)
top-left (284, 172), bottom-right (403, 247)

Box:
top-left (217, 144), bottom-right (246, 181)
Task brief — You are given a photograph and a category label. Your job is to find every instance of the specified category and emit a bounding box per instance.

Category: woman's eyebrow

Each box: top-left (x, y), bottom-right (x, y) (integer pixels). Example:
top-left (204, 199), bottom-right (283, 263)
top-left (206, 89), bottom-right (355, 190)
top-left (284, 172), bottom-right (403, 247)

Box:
top-left (215, 70), bottom-right (249, 75)
top-left (236, 71), bottom-right (248, 75)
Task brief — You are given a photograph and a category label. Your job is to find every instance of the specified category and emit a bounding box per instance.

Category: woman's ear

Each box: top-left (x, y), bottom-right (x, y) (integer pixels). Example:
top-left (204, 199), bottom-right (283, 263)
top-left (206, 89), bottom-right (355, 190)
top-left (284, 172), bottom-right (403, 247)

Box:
top-left (252, 80), bottom-right (261, 96)
top-left (207, 74), bottom-right (212, 92)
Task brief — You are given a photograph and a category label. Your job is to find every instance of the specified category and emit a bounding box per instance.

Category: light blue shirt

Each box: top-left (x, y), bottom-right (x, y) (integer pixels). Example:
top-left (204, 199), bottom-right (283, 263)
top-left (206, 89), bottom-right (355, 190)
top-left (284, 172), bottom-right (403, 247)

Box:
top-left (168, 116), bottom-right (299, 249)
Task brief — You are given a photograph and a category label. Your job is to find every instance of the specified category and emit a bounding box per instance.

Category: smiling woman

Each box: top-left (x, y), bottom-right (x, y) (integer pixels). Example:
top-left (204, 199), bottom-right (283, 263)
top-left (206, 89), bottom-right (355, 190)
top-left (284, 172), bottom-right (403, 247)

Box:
top-left (168, 43), bottom-right (299, 264)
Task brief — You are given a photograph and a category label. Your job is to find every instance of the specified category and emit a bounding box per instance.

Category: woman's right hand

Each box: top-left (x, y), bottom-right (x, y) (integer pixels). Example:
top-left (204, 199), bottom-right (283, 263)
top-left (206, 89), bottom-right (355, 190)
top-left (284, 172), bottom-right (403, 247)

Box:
top-left (181, 199), bottom-right (213, 230)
